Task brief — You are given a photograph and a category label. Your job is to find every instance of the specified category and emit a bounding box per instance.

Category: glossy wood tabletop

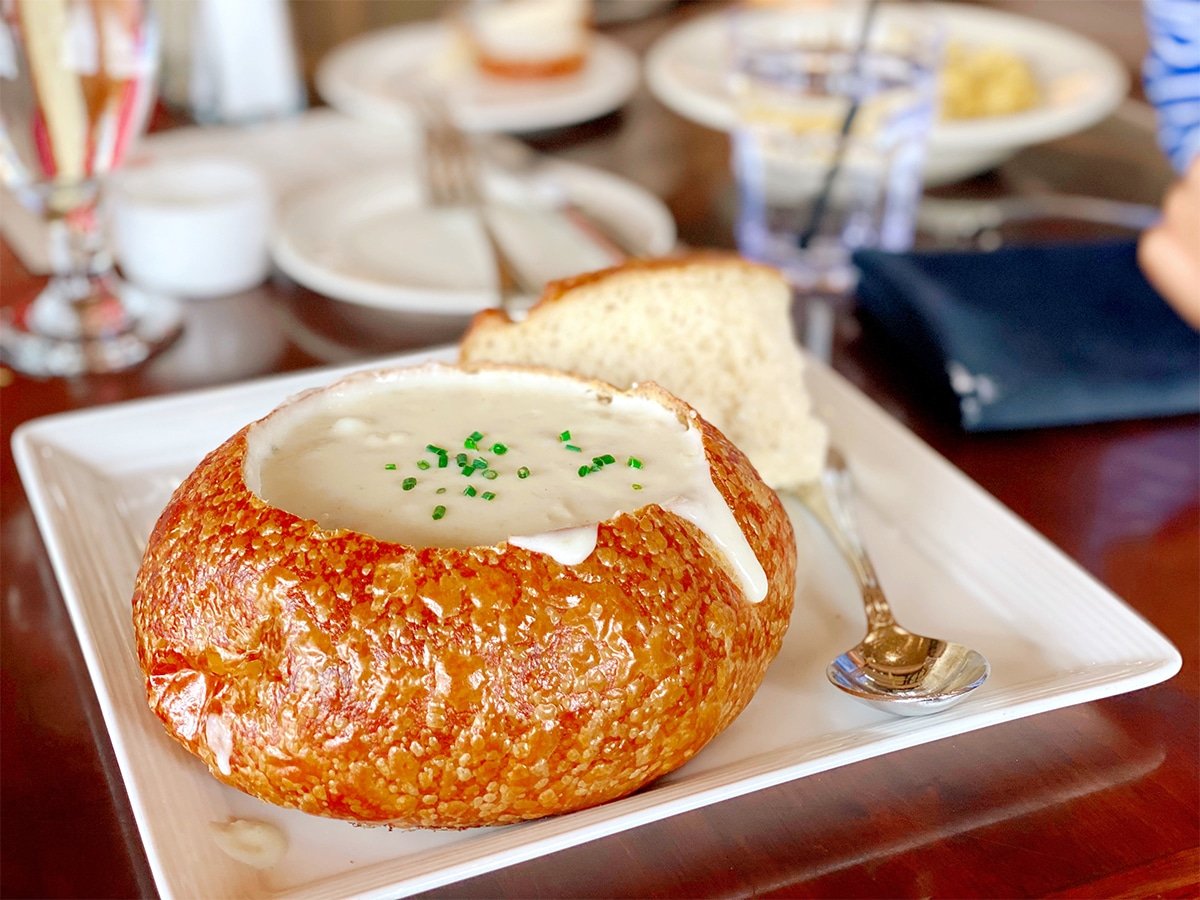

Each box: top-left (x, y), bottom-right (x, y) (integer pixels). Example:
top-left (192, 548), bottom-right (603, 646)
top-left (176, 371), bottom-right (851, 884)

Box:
top-left (2, 3), bottom-right (1197, 898)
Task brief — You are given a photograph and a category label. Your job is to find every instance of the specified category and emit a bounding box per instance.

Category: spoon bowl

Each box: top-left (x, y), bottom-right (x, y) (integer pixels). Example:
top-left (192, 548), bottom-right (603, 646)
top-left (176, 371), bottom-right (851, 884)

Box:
top-left (797, 447), bottom-right (990, 715)
top-left (827, 626), bottom-right (991, 715)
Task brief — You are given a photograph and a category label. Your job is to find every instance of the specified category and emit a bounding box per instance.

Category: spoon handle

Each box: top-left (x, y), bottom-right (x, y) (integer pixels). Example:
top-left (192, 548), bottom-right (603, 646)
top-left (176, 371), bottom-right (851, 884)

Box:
top-left (797, 448), bottom-right (896, 630)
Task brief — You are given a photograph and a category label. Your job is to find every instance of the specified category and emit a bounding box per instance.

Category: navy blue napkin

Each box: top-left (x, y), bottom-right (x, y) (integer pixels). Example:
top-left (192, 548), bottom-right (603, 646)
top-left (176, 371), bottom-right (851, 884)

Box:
top-left (852, 240), bottom-right (1200, 431)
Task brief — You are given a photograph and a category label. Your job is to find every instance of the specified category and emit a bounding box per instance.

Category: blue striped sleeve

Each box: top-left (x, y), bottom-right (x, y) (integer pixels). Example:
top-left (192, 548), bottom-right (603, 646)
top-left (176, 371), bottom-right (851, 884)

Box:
top-left (1143, 0), bottom-right (1200, 171)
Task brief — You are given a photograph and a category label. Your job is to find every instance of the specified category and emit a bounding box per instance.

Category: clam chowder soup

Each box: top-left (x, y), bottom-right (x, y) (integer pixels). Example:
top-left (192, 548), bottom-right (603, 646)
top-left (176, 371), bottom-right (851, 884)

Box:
top-left (245, 368), bottom-right (766, 601)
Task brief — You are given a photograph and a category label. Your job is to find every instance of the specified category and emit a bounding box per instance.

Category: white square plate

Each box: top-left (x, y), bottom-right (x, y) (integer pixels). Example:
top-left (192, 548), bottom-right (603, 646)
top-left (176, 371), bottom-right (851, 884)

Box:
top-left (14, 347), bottom-right (1180, 899)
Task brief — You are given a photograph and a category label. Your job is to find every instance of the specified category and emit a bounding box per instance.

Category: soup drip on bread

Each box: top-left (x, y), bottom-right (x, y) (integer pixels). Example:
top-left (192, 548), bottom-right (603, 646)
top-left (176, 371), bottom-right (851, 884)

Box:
top-left (245, 366), bottom-right (767, 601)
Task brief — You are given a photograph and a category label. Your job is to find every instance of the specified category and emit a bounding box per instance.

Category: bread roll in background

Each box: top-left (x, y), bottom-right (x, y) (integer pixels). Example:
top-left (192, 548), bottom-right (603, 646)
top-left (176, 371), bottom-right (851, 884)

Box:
top-left (460, 254), bottom-right (829, 490)
top-left (133, 364), bottom-right (796, 828)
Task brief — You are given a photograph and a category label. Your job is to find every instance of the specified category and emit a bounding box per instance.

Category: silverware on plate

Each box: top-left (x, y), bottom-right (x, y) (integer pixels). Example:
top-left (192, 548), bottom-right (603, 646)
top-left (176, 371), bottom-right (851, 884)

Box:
top-left (796, 447), bottom-right (990, 715)
top-left (411, 89), bottom-right (539, 317)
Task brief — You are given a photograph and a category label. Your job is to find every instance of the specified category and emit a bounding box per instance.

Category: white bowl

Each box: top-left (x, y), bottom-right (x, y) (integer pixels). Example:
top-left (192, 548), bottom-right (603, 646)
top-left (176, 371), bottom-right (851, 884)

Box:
top-left (645, 2), bottom-right (1129, 186)
top-left (109, 157), bottom-right (272, 298)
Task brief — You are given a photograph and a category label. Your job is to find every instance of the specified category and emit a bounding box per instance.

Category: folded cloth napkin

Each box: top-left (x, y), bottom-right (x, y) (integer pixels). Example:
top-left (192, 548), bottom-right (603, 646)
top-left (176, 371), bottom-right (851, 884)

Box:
top-left (852, 240), bottom-right (1200, 431)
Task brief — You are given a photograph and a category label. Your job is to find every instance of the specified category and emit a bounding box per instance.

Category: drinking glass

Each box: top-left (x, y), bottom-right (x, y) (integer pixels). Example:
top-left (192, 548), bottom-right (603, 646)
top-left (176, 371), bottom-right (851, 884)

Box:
top-left (728, 1), bottom-right (941, 360)
top-left (0, 0), bottom-right (181, 376)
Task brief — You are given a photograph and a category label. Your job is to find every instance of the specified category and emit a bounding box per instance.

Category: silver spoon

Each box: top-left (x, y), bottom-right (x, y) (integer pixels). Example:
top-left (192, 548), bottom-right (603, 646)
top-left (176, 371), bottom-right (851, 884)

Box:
top-left (796, 447), bottom-right (990, 716)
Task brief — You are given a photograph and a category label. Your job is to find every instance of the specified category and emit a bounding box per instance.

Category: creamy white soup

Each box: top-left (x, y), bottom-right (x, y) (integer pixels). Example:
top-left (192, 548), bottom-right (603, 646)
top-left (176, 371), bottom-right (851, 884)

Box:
top-left (244, 367), bottom-right (766, 602)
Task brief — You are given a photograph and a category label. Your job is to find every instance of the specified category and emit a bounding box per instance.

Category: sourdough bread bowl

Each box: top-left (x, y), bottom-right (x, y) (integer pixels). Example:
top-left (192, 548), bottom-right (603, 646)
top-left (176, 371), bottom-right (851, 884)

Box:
top-left (459, 253), bottom-right (829, 490)
top-left (132, 363), bottom-right (795, 827)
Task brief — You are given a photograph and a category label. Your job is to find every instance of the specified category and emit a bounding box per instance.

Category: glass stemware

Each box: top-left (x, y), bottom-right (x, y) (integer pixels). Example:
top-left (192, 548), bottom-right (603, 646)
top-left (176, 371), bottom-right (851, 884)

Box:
top-left (0, 0), bottom-right (181, 377)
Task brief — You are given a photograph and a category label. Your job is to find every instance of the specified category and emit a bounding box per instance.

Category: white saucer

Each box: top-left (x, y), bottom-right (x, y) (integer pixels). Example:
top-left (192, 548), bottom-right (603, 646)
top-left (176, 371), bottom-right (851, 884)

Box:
top-left (270, 154), bottom-right (676, 317)
top-left (317, 21), bottom-right (640, 133)
top-left (645, 4), bottom-right (1128, 185)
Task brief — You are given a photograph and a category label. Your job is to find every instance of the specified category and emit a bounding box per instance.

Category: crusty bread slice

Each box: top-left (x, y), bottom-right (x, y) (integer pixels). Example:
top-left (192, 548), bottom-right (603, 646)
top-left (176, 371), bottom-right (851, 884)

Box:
top-left (459, 254), bottom-right (828, 489)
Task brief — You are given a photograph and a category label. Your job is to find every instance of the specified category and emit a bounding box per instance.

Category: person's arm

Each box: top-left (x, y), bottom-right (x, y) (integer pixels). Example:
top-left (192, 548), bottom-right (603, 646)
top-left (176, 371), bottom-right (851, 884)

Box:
top-left (1138, 158), bottom-right (1200, 329)
top-left (1139, 0), bottom-right (1200, 328)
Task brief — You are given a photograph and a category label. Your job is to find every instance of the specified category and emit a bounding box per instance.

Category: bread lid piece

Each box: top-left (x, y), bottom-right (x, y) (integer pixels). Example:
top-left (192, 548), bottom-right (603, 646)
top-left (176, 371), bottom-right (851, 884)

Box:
top-left (459, 254), bottom-right (828, 490)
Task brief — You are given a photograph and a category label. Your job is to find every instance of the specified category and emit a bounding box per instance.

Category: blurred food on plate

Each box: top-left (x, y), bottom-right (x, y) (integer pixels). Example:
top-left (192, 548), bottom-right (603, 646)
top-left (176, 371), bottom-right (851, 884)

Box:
top-left (457, 0), bottom-right (592, 79)
top-left (940, 42), bottom-right (1042, 120)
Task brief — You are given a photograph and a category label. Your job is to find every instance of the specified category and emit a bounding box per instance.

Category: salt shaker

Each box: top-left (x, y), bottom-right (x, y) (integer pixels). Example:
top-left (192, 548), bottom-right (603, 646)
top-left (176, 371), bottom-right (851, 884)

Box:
top-left (158, 0), bottom-right (306, 125)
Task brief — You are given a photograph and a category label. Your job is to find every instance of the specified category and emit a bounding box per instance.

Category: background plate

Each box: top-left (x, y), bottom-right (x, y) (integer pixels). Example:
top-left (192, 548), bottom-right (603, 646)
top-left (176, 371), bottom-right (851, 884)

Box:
top-left (645, 3), bottom-right (1128, 185)
top-left (269, 158), bottom-right (676, 315)
top-left (14, 347), bottom-right (1179, 899)
top-left (317, 22), bottom-right (640, 134)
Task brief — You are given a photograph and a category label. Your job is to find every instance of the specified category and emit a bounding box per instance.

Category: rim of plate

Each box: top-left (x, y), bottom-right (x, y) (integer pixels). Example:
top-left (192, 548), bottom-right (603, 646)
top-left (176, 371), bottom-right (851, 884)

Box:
top-left (270, 161), bottom-right (676, 315)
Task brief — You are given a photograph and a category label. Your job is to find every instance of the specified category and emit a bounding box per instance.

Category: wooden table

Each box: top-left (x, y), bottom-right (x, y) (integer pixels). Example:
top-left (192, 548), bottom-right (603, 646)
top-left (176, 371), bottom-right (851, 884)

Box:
top-left (3, 4), bottom-right (1197, 897)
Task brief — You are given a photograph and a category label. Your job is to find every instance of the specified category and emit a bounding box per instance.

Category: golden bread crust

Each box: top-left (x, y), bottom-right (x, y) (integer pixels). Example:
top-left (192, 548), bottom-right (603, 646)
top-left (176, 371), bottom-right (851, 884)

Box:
top-left (463, 252), bottom-right (783, 338)
top-left (538, 252), bottom-right (782, 305)
top-left (132, 368), bottom-right (795, 828)
top-left (474, 51), bottom-right (586, 79)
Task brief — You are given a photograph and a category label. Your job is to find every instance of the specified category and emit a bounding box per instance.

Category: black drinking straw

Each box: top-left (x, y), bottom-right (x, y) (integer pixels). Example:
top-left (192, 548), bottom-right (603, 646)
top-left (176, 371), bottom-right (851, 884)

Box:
top-left (796, 0), bottom-right (882, 249)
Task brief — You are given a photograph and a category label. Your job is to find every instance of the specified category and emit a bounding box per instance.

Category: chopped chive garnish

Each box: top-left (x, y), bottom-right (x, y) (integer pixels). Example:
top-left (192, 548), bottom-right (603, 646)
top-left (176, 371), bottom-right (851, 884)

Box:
top-left (426, 444), bottom-right (445, 455)
top-left (472, 457), bottom-right (488, 470)
top-left (483, 469), bottom-right (498, 480)
top-left (628, 457), bottom-right (643, 469)
top-left (592, 456), bottom-right (606, 468)
top-left (463, 485), bottom-right (477, 497)
top-left (559, 430), bottom-right (572, 442)
top-left (384, 463), bottom-right (397, 471)
top-left (600, 454), bottom-right (616, 465)
top-left (481, 491), bottom-right (496, 501)
top-left (464, 439), bottom-right (478, 450)
top-left (564, 444), bottom-right (582, 453)
top-left (578, 465), bottom-right (591, 477)
top-left (469, 430), bottom-right (483, 441)
top-left (455, 452), bottom-right (468, 467)
top-left (632, 483), bottom-right (643, 490)
top-left (461, 466), bottom-right (474, 477)
top-left (437, 454), bottom-right (448, 468)
top-left (436, 487), bottom-right (447, 494)
top-left (402, 477), bottom-right (417, 491)
top-left (517, 466), bottom-right (530, 479)
top-left (491, 443), bottom-right (508, 455)
top-left (416, 459), bottom-right (431, 470)
top-left (432, 505), bottom-right (446, 520)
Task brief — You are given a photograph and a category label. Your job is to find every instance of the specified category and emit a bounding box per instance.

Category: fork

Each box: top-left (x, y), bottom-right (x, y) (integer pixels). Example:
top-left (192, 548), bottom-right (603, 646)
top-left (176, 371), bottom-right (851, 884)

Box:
top-left (410, 89), bottom-right (536, 316)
